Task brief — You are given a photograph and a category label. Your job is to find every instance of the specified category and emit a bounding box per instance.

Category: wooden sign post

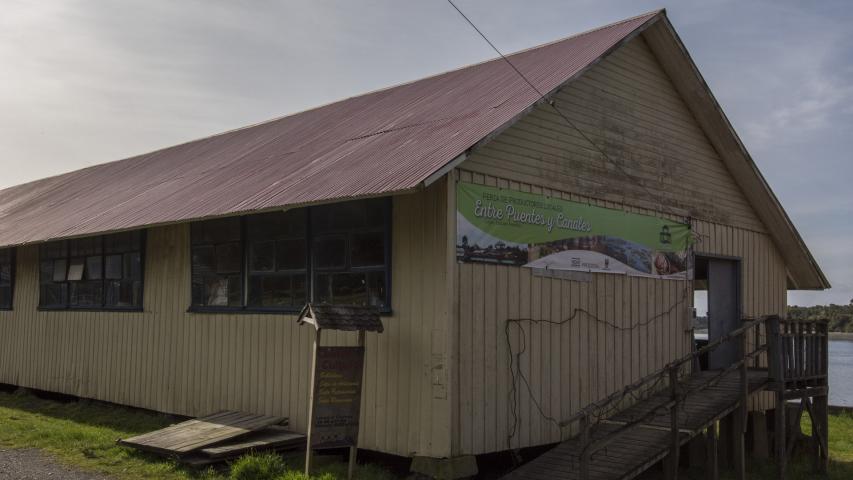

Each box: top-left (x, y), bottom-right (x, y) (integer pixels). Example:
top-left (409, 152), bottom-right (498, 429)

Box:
top-left (298, 305), bottom-right (383, 480)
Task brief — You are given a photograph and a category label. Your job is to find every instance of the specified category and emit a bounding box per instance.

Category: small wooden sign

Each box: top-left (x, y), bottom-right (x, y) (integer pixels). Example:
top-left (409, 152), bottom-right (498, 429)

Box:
top-left (309, 346), bottom-right (365, 448)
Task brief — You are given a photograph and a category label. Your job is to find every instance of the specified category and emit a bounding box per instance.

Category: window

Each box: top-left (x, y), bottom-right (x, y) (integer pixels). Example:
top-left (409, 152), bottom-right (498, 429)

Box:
top-left (312, 199), bottom-right (389, 308)
top-left (247, 210), bottom-right (307, 309)
top-left (189, 198), bottom-right (391, 313)
top-left (39, 231), bottom-right (144, 310)
top-left (0, 248), bottom-right (13, 310)
top-left (191, 217), bottom-right (243, 307)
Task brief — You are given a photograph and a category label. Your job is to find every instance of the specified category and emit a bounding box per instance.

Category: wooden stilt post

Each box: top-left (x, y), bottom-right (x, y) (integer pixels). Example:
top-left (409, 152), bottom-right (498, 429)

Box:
top-left (706, 426), bottom-right (718, 480)
top-left (305, 328), bottom-right (323, 476)
top-left (818, 320), bottom-right (829, 474)
top-left (766, 316), bottom-right (785, 480)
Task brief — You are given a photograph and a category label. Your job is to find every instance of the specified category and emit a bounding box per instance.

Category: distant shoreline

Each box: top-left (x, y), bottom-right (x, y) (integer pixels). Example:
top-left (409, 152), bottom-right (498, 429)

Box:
top-left (829, 332), bottom-right (853, 340)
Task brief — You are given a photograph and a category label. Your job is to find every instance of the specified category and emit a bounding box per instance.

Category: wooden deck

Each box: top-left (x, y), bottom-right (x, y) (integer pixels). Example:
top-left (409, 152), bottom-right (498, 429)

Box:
top-left (503, 369), bottom-right (770, 480)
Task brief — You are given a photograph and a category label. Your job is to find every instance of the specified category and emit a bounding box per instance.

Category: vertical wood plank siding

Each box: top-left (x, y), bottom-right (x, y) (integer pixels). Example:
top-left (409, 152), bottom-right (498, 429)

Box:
top-left (453, 33), bottom-right (786, 455)
top-left (0, 179), bottom-right (452, 459)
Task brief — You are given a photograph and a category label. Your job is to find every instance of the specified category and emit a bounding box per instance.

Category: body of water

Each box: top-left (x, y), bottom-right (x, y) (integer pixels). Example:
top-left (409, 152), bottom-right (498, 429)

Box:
top-left (829, 339), bottom-right (853, 407)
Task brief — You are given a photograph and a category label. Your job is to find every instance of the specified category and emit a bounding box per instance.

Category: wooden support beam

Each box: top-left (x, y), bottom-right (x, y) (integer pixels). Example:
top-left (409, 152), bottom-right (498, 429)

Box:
top-left (304, 328), bottom-right (323, 476)
top-left (749, 412), bottom-right (769, 459)
top-left (766, 316), bottom-right (786, 480)
top-left (706, 426), bottom-right (719, 480)
top-left (733, 406), bottom-right (746, 480)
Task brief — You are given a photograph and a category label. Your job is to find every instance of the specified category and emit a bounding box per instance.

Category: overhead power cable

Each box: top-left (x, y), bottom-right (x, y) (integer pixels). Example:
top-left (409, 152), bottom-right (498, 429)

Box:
top-left (444, 0), bottom-right (684, 220)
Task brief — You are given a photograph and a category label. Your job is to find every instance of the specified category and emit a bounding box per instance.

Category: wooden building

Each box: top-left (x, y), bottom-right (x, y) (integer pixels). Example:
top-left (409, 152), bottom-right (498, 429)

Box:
top-left (0, 10), bottom-right (828, 476)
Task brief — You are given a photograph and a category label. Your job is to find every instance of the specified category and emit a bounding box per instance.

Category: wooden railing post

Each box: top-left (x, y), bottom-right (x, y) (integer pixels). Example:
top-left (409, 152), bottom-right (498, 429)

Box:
top-left (733, 328), bottom-right (747, 480)
top-left (766, 316), bottom-right (786, 480)
top-left (668, 366), bottom-right (680, 480)
top-left (579, 412), bottom-right (590, 480)
top-left (817, 321), bottom-right (829, 474)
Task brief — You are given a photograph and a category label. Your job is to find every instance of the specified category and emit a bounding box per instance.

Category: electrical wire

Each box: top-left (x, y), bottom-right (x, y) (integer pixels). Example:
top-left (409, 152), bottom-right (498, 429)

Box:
top-left (444, 0), bottom-right (705, 449)
top-left (444, 0), bottom-right (686, 221)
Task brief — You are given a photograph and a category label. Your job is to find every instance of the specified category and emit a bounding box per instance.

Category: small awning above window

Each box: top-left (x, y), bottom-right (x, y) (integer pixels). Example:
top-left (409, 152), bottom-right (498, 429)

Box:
top-left (297, 303), bottom-right (384, 333)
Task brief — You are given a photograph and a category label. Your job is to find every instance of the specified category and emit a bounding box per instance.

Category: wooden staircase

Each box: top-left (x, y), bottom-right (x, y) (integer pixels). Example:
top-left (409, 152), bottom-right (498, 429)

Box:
top-left (502, 316), bottom-right (829, 480)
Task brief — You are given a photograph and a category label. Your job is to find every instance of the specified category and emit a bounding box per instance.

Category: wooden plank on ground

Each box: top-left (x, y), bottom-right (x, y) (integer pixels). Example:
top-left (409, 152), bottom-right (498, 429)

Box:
top-left (201, 426), bottom-right (305, 459)
top-left (119, 410), bottom-right (287, 456)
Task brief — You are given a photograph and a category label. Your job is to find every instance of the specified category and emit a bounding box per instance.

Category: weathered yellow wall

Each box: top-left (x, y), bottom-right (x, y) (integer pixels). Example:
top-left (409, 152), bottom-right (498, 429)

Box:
top-left (452, 33), bottom-right (787, 455)
top-left (0, 179), bottom-right (452, 458)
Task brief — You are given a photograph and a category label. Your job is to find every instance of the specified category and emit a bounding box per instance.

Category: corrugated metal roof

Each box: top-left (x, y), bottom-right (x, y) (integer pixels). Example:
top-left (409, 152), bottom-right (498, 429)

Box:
top-left (0, 11), bottom-right (661, 248)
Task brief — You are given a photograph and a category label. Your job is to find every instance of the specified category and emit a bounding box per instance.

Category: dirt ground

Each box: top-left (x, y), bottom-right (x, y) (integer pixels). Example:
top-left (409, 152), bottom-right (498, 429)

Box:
top-left (0, 449), bottom-right (109, 479)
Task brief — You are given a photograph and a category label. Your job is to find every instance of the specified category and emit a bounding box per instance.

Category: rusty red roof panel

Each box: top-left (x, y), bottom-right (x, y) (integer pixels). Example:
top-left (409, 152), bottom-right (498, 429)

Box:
top-left (0, 11), bottom-right (661, 247)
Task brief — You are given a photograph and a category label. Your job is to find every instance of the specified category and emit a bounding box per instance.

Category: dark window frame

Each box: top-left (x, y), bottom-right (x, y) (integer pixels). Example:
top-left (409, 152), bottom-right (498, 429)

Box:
top-left (189, 217), bottom-right (245, 312)
top-left (188, 198), bottom-right (392, 315)
top-left (38, 232), bottom-right (146, 312)
top-left (0, 247), bottom-right (14, 311)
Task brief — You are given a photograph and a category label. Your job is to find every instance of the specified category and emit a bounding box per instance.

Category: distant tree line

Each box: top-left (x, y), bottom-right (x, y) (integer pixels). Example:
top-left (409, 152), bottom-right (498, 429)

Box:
top-left (788, 300), bottom-right (853, 332)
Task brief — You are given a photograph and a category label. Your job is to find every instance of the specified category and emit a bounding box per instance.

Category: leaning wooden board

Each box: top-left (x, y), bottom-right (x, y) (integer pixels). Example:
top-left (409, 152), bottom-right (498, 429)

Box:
top-left (119, 411), bottom-right (287, 456)
top-left (179, 426), bottom-right (306, 466)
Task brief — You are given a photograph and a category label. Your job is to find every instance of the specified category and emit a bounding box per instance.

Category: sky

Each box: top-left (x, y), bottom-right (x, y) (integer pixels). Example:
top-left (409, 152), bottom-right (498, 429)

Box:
top-left (0, 0), bottom-right (850, 306)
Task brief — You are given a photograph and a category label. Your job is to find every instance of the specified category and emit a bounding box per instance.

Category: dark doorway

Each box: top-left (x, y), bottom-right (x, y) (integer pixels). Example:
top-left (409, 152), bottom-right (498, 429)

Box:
top-left (694, 256), bottom-right (741, 370)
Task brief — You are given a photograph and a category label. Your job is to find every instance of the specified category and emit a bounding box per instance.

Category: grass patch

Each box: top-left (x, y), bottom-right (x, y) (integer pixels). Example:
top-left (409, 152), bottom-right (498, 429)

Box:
top-left (0, 390), bottom-right (396, 479)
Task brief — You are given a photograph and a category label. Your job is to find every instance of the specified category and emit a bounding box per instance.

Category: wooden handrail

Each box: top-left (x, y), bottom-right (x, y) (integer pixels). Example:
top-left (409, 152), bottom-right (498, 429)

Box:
top-left (563, 317), bottom-right (766, 428)
top-left (574, 315), bottom-right (773, 480)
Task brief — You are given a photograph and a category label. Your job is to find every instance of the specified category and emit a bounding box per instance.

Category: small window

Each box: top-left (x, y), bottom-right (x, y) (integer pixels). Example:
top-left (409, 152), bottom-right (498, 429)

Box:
top-left (191, 217), bottom-right (243, 307)
top-left (38, 231), bottom-right (144, 310)
top-left (0, 248), bottom-right (14, 310)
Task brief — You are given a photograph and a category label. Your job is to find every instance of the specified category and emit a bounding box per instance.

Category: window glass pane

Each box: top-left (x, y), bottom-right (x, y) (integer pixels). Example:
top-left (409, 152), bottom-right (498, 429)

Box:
top-left (104, 231), bottom-right (141, 254)
top-left (191, 246), bottom-right (214, 276)
top-left (71, 282), bottom-right (102, 307)
top-left (315, 272), bottom-right (367, 305)
top-left (247, 210), bottom-right (305, 238)
top-left (39, 261), bottom-right (52, 284)
top-left (40, 284), bottom-right (66, 306)
top-left (85, 256), bottom-right (102, 280)
top-left (0, 264), bottom-right (10, 286)
top-left (351, 231), bottom-right (385, 267)
top-left (313, 201), bottom-right (368, 232)
top-left (247, 273), bottom-right (307, 308)
top-left (201, 275), bottom-right (242, 307)
top-left (68, 258), bottom-right (85, 281)
top-left (124, 252), bottom-right (142, 280)
top-left (204, 277), bottom-right (229, 306)
top-left (313, 236), bottom-right (346, 269)
top-left (52, 259), bottom-right (68, 282)
top-left (367, 271), bottom-right (387, 308)
top-left (277, 239), bottom-right (306, 271)
top-left (0, 286), bottom-right (9, 308)
top-left (250, 241), bottom-right (275, 272)
top-left (364, 198), bottom-right (386, 228)
top-left (249, 275), bottom-right (289, 307)
top-left (106, 280), bottom-right (141, 307)
top-left (192, 217), bottom-right (241, 245)
top-left (105, 254), bottom-right (123, 280)
top-left (70, 237), bottom-right (101, 257)
top-left (215, 242), bottom-right (241, 274)
top-left (41, 241), bottom-right (66, 259)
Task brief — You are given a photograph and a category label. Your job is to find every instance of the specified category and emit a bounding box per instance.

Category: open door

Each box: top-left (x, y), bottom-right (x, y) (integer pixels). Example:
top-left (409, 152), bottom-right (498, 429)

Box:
top-left (694, 256), bottom-right (741, 370)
